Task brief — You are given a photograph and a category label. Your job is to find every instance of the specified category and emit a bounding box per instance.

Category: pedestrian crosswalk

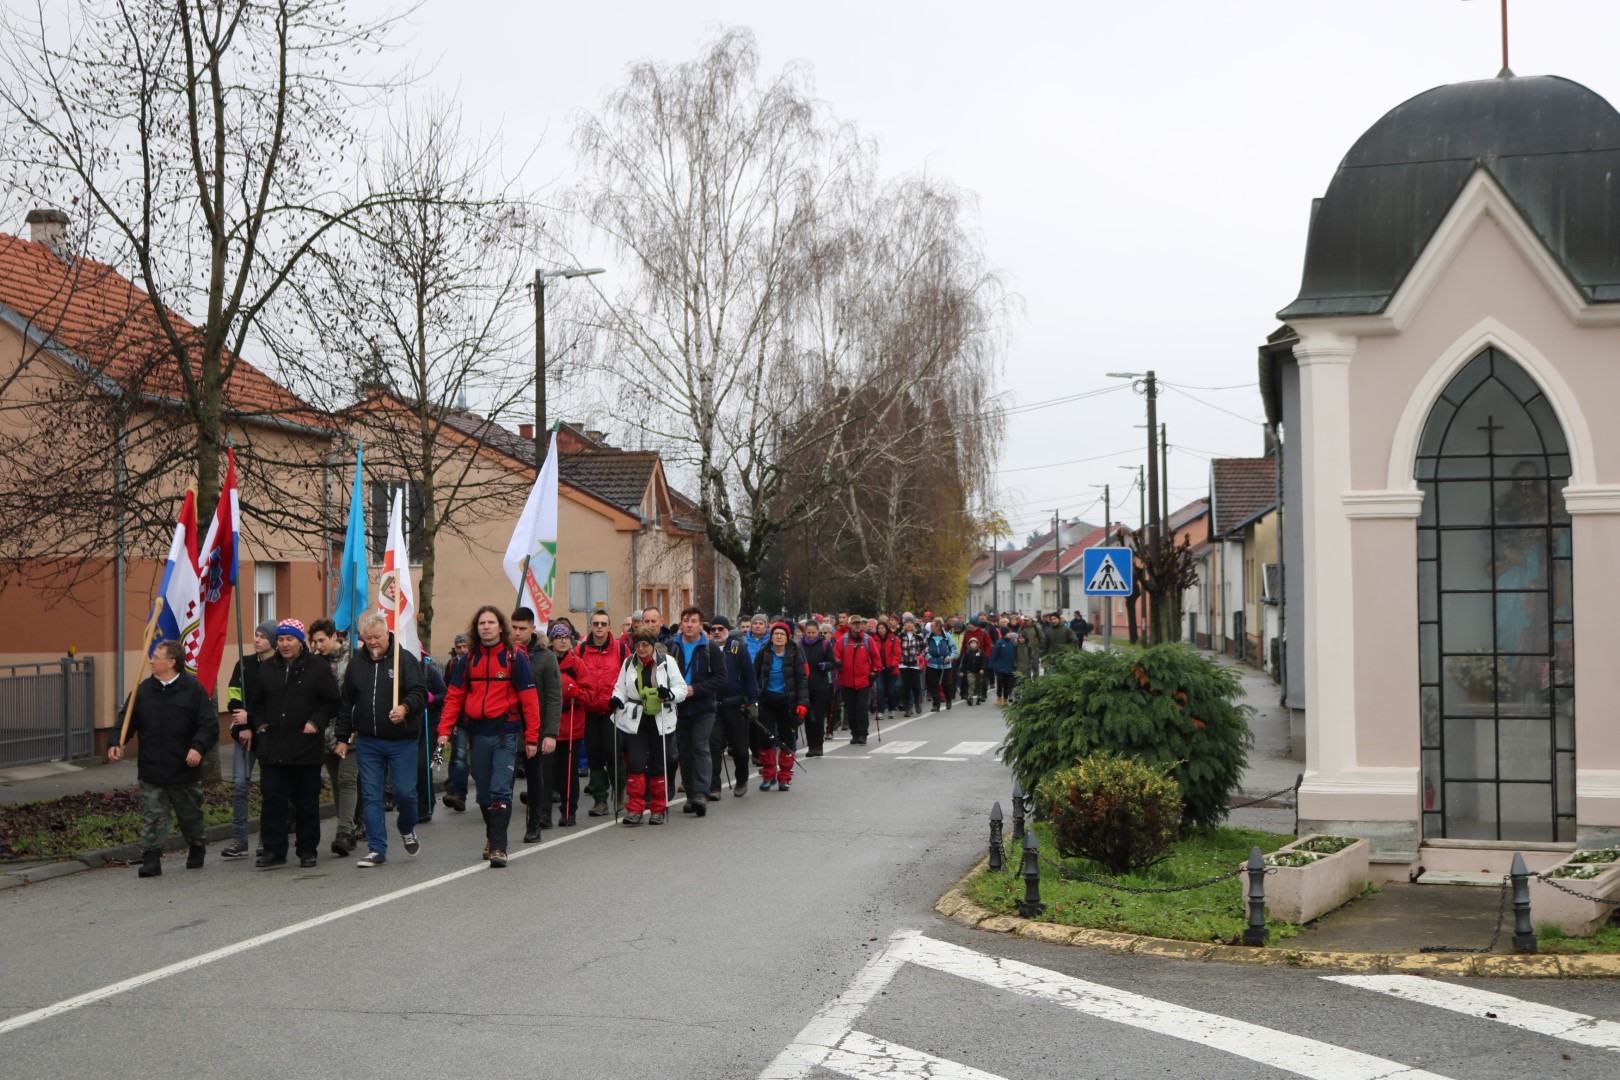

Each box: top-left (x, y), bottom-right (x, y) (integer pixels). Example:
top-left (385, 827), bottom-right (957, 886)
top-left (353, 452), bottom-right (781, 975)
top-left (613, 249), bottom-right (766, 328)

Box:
top-left (823, 737), bottom-right (1000, 762)
top-left (763, 931), bottom-right (1620, 1080)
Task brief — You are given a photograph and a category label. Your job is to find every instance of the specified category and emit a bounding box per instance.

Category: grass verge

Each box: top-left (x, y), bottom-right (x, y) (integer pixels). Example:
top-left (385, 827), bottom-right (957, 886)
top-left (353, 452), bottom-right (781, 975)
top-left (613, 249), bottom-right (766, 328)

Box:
top-left (967, 823), bottom-right (1300, 943)
top-left (1537, 921), bottom-right (1620, 954)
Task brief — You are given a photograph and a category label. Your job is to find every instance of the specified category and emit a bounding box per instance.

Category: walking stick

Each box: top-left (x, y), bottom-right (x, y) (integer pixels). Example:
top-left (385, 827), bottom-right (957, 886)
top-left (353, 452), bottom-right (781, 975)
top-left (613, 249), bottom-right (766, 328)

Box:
top-left (118, 599), bottom-right (165, 746)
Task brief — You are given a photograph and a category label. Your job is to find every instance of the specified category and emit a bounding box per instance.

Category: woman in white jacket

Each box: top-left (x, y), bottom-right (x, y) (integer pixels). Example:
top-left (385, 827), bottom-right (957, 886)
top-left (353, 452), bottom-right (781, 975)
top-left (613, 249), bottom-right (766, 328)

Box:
top-left (610, 630), bottom-right (690, 825)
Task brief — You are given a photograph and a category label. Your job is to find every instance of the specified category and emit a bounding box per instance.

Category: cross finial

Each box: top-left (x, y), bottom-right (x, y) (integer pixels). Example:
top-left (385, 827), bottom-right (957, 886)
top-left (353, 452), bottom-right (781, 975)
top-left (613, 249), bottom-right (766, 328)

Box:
top-left (1478, 414), bottom-right (1505, 452)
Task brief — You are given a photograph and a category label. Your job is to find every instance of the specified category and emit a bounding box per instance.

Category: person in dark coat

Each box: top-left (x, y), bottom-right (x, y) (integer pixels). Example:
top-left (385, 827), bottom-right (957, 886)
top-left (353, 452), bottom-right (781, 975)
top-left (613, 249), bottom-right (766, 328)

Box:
top-left (243, 619), bottom-right (340, 869)
top-left (511, 606), bottom-right (562, 844)
top-left (107, 639), bottom-right (219, 877)
top-left (222, 620), bottom-right (275, 859)
top-left (752, 621), bottom-right (810, 791)
top-left (705, 615), bottom-right (760, 797)
top-left (798, 621), bottom-right (839, 753)
top-left (334, 614), bottom-right (428, 867)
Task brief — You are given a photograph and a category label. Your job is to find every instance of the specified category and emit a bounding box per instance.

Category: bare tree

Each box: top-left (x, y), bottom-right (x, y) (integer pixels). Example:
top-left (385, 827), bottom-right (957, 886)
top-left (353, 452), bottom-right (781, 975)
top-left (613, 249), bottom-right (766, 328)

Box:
top-left (0, 0), bottom-right (408, 588)
top-left (285, 98), bottom-right (536, 652)
top-left (568, 29), bottom-right (1005, 612)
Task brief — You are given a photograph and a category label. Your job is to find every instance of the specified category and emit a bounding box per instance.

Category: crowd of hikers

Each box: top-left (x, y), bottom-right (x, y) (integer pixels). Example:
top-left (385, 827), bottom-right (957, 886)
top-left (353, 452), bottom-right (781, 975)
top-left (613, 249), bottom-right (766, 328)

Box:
top-left (109, 602), bottom-right (1092, 878)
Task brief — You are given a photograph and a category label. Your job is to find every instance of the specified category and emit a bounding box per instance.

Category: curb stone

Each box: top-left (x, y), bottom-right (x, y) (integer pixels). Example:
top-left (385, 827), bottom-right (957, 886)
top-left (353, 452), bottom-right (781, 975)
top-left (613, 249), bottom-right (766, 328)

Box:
top-left (936, 859), bottom-right (1620, 979)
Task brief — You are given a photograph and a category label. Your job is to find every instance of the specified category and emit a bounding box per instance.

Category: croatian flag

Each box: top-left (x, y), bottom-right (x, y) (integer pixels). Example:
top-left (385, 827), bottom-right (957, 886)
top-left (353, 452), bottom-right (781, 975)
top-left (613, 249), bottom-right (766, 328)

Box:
top-left (193, 449), bottom-right (238, 692)
top-left (379, 487), bottom-right (421, 658)
top-left (155, 489), bottom-right (203, 675)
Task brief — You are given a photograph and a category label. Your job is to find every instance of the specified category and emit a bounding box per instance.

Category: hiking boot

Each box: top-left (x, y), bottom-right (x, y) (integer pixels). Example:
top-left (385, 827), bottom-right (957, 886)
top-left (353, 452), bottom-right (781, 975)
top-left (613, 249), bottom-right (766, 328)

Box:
top-left (559, 816), bottom-right (576, 827)
top-left (588, 798), bottom-right (610, 817)
top-left (489, 850), bottom-right (508, 868)
top-left (518, 790), bottom-right (528, 805)
top-left (331, 832), bottom-right (353, 857)
top-left (523, 821), bottom-right (542, 844)
top-left (759, 779), bottom-right (775, 791)
top-left (186, 845), bottom-right (206, 870)
top-left (931, 703), bottom-right (940, 713)
top-left (707, 790), bottom-right (722, 802)
top-left (733, 779), bottom-right (747, 797)
top-left (482, 841), bottom-right (491, 860)
top-left (442, 792), bottom-right (466, 812)
top-left (692, 800), bottom-right (707, 817)
top-left (255, 854), bottom-right (287, 869)
top-left (221, 839), bottom-right (249, 859)
top-left (945, 699), bottom-right (952, 710)
top-left (299, 854), bottom-right (318, 868)
top-left (648, 812), bottom-right (666, 825)
top-left (682, 803), bottom-right (697, 814)
top-left (778, 783), bottom-right (790, 793)
top-left (138, 850), bottom-right (162, 878)
top-left (621, 811), bottom-right (644, 826)
top-left (356, 851), bottom-right (385, 868)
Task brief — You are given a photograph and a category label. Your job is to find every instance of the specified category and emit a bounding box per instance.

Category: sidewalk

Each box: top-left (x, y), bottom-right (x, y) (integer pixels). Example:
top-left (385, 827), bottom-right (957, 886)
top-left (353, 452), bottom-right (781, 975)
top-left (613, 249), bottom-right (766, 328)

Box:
top-left (0, 742), bottom-right (240, 807)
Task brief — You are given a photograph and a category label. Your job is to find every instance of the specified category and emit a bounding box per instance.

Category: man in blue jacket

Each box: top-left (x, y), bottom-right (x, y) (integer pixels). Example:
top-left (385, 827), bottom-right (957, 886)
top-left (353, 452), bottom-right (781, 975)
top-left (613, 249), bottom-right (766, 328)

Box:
top-left (706, 615), bottom-right (759, 799)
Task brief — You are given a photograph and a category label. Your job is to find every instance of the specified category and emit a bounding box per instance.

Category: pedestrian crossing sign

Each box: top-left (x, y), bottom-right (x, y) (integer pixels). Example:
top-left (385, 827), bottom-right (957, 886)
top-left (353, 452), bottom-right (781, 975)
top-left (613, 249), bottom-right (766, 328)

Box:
top-left (1082, 546), bottom-right (1132, 596)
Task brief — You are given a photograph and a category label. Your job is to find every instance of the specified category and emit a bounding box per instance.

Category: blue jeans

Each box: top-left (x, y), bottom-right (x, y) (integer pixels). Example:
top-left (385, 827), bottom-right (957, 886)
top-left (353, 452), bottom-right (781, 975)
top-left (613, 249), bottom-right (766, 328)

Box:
top-left (231, 741), bottom-right (256, 845)
top-left (676, 710), bottom-right (715, 798)
top-left (469, 729), bottom-right (519, 810)
top-left (356, 737), bottom-right (418, 858)
top-left (446, 727), bottom-right (470, 797)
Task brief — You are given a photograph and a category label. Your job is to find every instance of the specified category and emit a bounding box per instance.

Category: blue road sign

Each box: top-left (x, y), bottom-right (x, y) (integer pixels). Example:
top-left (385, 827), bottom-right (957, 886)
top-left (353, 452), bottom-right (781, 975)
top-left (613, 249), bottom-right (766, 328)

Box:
top-left (1082, 547), bottom-right (1132, 596)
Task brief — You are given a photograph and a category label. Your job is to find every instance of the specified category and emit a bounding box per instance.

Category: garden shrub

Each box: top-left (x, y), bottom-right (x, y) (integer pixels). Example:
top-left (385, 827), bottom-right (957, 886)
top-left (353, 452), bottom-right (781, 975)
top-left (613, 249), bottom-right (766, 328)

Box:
top-left (1001, 643), bottom-right (1253, 829)
top-left (1037, 753), bottom-right (1182, 875)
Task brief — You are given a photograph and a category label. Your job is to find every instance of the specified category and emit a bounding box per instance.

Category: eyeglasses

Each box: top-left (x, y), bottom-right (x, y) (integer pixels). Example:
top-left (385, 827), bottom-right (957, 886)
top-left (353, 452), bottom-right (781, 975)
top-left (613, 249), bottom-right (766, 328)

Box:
top-left (590, 621), bottom-right (610, 627)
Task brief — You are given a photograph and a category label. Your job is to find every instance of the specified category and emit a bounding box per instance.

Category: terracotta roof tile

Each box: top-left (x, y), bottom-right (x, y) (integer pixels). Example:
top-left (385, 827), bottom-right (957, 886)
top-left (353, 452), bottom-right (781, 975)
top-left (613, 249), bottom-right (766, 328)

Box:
top-left (1211, 457), bottom-right (1278, 536)
top-left (0, 231), bottom-right (319, 423)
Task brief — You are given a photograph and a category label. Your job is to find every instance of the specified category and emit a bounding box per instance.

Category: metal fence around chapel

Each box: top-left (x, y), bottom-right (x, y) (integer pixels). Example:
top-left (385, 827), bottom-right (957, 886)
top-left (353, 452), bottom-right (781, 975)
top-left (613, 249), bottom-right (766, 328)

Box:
top-left (0, 658), bottom-right (96, 768)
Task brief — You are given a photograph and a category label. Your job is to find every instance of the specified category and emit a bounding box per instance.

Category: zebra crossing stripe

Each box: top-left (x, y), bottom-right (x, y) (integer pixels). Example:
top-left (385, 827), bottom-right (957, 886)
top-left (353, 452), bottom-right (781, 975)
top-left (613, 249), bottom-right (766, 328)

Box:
top-left (944, 741), bottom-right (999, 756)
top-left (824, 1031), bottom-right (1010, 1080)
top-left (868, 740), bottom-right (927, 755)
top-left (1326, 975), bottom-right (1620, 1051)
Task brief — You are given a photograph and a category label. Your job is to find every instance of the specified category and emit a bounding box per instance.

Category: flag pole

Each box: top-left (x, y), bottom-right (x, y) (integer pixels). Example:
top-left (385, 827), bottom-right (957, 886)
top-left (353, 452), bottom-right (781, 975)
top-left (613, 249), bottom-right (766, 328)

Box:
top-left (515, 554), bottom-right (530, 609)
top-left (392, 580), bottom-right (402, 711)
top-left (119, 599), bottom-right (165, 745)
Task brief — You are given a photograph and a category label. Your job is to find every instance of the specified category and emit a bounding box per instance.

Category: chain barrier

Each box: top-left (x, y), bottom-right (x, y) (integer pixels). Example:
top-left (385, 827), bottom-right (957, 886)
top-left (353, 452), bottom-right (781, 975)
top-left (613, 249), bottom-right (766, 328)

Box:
top-left (1029, 849), bottom-right (1270, 894)
top-left (1533, 873), bottom-right (1620, 906)
top-left (1418, 875), bottom-right (1510, 954)
top-left (1226, 782), bottom-right (1300, 812)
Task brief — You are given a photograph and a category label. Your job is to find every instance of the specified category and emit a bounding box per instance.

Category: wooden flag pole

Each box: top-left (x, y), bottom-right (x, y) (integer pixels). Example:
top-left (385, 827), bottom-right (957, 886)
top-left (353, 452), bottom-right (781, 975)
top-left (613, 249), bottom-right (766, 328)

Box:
top-left (515, 554), bottom-right (530, 610)
top-left (118, 598), bottom-right (165, 746)
top-left (392, 582), bottom-right (402, 711)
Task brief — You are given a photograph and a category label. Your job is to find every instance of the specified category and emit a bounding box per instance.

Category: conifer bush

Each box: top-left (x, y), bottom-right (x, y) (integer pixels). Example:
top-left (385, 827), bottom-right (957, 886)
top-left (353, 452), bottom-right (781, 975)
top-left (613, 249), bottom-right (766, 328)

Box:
top-left (1001, 643), bottom-right (1253, 829)
top-left (1038, 753), bottom-right (1182, 874)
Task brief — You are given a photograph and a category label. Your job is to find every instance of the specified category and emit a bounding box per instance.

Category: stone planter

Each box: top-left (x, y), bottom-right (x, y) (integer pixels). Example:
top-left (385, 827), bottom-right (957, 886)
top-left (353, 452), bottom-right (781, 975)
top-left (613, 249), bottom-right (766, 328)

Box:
top-left (1529, 851), bottom-right (1620, 937)
top-left (1248, 834), bottom-right (1370, 924)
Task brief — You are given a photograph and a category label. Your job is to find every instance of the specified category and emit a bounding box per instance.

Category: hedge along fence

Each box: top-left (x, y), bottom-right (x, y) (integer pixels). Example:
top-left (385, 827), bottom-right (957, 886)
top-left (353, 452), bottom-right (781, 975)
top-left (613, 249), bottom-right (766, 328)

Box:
top-left (1000, 644), bottom-right (1254, 829)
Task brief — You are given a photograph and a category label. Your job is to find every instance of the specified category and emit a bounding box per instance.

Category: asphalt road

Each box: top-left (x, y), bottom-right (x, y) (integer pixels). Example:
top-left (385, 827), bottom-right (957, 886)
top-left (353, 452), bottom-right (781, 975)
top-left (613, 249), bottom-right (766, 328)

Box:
top-left (3, 702), bottom-right (1619, 1080)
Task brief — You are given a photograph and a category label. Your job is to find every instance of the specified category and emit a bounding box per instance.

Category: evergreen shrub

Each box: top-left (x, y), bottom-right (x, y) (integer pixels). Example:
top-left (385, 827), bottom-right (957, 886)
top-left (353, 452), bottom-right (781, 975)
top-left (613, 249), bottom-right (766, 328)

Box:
top-left (1001, 643), bottom-right (1253, 829)
top-left (1038, 753), bottom-right (1182, 874)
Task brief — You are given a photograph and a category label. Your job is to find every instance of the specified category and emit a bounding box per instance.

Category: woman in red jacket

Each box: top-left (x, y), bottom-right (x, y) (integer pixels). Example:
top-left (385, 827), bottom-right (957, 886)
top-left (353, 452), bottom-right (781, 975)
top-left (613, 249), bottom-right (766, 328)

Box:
top-left (547, 623), bottom-right (587, 826)
top-left (871, 620), bottom-right (902, 725)
top-left (574, 614), bottom-right (629, 817)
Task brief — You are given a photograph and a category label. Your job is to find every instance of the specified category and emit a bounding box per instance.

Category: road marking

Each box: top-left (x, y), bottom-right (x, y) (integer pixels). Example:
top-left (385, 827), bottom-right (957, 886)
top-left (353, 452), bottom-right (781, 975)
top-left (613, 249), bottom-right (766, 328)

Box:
top-left (890, 756), bottom-right (969, 762)
top-left (766, 930), bottom-right (1453, 1080)
top-left (868, 740), bottom-right (927, 755)
top-left (944, 741), bottom-right (999, 756)
top-left (825, 1030), bottom-right (1009, 1079)
top-left (1327, 975), bottom-right (1620, 1051)
top-left (0, 809), bottom-right (630, 1038)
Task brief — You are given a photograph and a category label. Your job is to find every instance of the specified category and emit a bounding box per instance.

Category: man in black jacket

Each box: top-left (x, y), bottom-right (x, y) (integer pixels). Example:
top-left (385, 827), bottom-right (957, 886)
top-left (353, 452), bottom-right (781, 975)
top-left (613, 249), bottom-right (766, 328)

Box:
top-left (511, 606), bottom-right (563, 843)
top-left (335, 613), bottom-right (428, 866)
top-left (670, 606), bottom-right (727, 818)
top-left (705, 616), bottom-right (759, 799)
top-left (243, 619), bottom-right (340, 869)
top-left (107, 639), bottom-right (219, 878)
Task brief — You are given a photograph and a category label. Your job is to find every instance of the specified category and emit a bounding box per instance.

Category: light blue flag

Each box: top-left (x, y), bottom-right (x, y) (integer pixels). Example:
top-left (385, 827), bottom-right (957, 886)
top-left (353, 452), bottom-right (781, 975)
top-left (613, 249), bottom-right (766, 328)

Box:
top-left (334, 445), bottom-right (368, 632)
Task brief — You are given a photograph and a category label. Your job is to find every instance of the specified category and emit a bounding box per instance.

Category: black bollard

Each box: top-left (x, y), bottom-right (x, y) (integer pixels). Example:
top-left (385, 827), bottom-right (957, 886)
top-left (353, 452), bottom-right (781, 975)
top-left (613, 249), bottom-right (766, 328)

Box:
top-left (1243, 846), bottom-right (1268, 946)
top-left (1511, 852), bottom-right (1537, 954)
top-left (989, 802), bottom-right (1004, 873)
top-left (1011, 779), bottom-right (1026, 842)
top-left (1018, 829), bottom-right (1045, 918)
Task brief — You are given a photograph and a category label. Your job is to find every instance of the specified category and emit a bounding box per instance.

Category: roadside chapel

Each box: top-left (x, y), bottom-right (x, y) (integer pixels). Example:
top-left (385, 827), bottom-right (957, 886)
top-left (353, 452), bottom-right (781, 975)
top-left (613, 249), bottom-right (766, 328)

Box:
top-left (1274, 73), bottom-right (1620, 869)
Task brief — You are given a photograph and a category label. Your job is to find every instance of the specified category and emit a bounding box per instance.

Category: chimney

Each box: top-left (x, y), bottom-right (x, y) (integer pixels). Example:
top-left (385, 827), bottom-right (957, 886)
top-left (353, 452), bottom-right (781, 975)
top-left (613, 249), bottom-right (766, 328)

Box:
top-left (519, 423), bottom-right (534, 439)
top-left (586, 430), bottom-right (607, 444)
top-left (25, 208), bottom-right (69, 249)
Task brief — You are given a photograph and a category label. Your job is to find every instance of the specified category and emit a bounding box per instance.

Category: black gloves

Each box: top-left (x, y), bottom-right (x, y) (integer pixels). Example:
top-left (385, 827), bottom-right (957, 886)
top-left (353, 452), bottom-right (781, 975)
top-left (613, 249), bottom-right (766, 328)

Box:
top-left (657, 685), bottom-right (674, 703)
top-left (609, 696), bottom-right (624, 713)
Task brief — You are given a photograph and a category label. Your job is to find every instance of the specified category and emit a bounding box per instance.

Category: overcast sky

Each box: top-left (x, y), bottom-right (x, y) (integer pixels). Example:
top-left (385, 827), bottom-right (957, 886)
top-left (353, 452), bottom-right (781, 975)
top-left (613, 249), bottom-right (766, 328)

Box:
top-left (210, 3), bottom-right (1620, 538)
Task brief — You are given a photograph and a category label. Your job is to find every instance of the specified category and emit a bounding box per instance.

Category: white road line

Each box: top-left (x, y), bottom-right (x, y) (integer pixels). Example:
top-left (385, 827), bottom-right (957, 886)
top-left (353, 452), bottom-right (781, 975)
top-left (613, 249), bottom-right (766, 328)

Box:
top-left (0, 809), bottom-right (628, 1038)
top-left (1326, 975), bottom-right (1620, 1051)
top-left (824, 1030), bottom-right (1010, 1080)
top-left (759, 931), bottom-right (918, 1079)
top-left (868, 740), bottom-right (927, 755)
top-left (890, 756), bottom-right (969, 762)
top-left (899, 935), bottom-right (1453, 1080)
top-left (944, 741), bottom-right (999, 756)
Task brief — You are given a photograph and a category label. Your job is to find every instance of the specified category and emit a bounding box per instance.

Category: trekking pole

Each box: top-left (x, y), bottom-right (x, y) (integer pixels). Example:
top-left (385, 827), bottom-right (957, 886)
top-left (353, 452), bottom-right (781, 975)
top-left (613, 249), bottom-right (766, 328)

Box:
top-left (874, 700), bottom-right (883, 744)
top-left (748, 709), bottom-right (809, 773)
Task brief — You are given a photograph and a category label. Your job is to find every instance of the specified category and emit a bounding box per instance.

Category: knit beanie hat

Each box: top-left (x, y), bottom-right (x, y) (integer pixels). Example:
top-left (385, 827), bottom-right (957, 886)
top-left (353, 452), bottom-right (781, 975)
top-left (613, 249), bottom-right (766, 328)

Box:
top-left (547, 622), bottom-right (573, 640)
top-left (275, 618), bottom-right (306, 644)
top-left (255, 619), bottom-right (278, 643)
top-left (771, 620), bottom-right (795, 638)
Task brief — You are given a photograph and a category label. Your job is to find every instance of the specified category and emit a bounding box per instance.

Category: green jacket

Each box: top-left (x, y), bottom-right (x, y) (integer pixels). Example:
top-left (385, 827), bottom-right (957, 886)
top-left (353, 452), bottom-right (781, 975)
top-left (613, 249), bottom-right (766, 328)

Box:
top-left (1013, 641), bottom-right (1040, 678)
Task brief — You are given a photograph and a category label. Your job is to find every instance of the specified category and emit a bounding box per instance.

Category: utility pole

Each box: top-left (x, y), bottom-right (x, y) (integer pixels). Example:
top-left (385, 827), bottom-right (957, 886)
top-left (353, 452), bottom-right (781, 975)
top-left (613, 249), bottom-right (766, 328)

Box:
top-left (1161, 421), bottom-right (1169, 530)
top-left (1051, 510), bottom-right (1062, 614)
top-left (533, 269), bottom-right (547, 466)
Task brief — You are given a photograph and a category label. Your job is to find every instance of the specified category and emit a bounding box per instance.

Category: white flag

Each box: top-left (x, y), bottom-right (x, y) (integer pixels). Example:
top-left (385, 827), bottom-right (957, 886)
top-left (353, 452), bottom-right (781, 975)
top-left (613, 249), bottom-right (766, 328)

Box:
top-left (503, 429), bottom-right (558, 627)
top-left (379, 488), bottom-right (421, 657)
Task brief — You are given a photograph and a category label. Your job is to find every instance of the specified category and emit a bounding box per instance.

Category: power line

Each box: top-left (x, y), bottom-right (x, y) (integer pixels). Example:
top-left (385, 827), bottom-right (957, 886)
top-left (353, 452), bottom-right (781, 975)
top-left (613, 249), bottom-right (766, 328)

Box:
top-left (1163, 384), bottom-right (1265, 426)
top-left (1161, 380), bottom-right (1256, 391)
top-left (995, 446), bottom-right (1141, 475)
top-left (983, 383), bottom-right (1128, 421)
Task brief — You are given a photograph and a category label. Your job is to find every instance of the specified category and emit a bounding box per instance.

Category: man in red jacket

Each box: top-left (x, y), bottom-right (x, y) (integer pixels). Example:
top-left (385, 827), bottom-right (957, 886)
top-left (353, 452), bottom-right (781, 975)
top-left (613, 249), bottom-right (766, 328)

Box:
top-left (834, 614), bottom-right (883, 745)
top-left (436, 606), bottom-right (541, 866)
top-left (575, 610), bottom-right (628, 817)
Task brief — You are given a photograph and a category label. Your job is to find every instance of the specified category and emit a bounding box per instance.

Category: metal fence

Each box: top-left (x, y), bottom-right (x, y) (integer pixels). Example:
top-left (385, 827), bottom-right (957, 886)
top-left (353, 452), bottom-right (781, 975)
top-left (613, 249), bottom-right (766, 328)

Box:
top-left (0, 657), bottom-right (96, 768)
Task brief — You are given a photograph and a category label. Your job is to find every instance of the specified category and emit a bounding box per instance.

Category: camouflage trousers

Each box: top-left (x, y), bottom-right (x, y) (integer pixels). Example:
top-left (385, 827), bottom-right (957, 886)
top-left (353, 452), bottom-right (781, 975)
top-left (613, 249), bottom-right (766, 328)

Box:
top-left (139, 780), bottom-right (206, 852)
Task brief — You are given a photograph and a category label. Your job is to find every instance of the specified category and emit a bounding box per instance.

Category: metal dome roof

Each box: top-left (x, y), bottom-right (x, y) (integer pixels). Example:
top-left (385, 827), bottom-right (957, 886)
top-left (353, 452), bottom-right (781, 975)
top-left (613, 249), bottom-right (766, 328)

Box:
top-left (1278, 75), bottom-right (1620, 320)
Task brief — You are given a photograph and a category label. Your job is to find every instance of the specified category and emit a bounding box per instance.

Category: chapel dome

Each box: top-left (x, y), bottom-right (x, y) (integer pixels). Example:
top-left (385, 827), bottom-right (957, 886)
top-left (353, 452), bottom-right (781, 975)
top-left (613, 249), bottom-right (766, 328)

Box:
top-left (1278, 75), bottom-right (1620, 319)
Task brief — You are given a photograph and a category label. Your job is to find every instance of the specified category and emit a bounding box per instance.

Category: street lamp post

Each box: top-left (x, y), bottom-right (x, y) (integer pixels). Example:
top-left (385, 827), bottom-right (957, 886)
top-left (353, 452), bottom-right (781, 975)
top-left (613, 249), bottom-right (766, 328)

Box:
top-left (534, 266), bottom-right (606, 466)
